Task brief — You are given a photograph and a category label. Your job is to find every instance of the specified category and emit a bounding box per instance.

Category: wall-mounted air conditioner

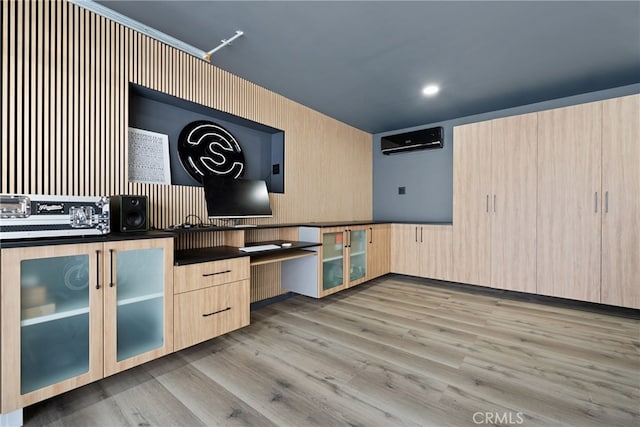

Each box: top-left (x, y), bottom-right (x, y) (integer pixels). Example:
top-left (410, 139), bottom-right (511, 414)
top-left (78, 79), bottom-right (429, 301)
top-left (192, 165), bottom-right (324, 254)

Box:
top-left (381, 126), bottom-right (443, 154)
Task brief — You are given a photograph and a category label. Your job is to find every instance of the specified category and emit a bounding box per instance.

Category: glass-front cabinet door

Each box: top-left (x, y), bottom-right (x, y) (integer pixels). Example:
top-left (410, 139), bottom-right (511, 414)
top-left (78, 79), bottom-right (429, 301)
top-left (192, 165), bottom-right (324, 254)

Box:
top-left (103, 238), bottom-right (173, 376)
top-left (321, 228), bottom-right (347, 295)
top-left (0, 243), bottom-right (104, 412)
top-left (347, 227), bottom-right (367, 287)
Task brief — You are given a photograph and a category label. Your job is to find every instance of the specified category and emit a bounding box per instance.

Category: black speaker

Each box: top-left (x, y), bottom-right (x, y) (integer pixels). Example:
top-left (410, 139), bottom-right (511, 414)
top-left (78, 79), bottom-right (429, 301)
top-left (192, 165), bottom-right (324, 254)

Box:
top-left (110, 195), bottom-right (148, 232)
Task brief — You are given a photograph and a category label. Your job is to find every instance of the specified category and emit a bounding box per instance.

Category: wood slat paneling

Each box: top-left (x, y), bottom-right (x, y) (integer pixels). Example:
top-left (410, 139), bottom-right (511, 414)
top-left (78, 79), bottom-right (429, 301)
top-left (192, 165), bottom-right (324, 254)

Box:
top-left (2, 0), bottom-right (372, 301)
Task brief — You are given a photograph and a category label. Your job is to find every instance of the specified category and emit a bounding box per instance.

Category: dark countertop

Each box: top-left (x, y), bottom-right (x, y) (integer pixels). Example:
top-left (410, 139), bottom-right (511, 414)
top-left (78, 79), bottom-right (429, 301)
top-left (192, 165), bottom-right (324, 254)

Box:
top-left (299, 221), bottom-right (392, 228)
top-left (174, 240), bottom-right (321, 265)
top-left (0, 230), bottom-right (174, 249)
top-left (0, 220), bottom-right (453, 249)
top-left (384, 221), bottom-right (453, 226)
top-left (164, 220), bottom-right (393, 233)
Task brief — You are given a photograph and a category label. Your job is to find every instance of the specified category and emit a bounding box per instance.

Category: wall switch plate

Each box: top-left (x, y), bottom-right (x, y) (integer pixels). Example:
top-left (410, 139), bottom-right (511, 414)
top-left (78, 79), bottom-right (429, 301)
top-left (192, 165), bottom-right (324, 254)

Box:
top-left (272, 164), bottom-right (280, 175)
top-left (398, 186), bottom-right (406, 195)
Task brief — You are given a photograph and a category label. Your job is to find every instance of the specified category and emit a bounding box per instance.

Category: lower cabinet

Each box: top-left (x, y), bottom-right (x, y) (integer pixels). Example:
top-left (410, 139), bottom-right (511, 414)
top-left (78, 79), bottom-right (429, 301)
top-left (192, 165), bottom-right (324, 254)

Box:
top-left (0, 237), bottom-right (173, 413)
top-left (391, 224), bottom-right (453, 281)
top-left (366, 224), bottom-right (390, 281)
top-left (173, 258), bottom-right (250, 351)
top-left (316, 226), bottom-right (369, 296)
top-left (297, 224), bottom-right (390, 298)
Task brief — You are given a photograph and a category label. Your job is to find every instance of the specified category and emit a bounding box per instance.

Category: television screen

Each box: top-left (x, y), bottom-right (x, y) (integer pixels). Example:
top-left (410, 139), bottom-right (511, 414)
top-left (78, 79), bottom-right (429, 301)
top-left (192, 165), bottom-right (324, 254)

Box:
top-left (203, 177), bottom-right (272, 219)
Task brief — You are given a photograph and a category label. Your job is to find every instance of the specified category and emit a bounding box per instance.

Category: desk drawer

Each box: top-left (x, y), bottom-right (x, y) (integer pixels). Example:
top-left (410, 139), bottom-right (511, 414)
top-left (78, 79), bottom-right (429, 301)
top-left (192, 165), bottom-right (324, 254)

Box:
top-left (174, 257), bottom-right (249, 294)
top-left (174, 279), bottom-right (250, 351)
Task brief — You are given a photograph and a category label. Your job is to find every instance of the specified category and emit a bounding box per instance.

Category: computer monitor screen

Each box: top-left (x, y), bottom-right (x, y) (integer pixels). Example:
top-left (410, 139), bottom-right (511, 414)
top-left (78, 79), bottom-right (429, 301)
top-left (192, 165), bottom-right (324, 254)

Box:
top-left (203, 176), bottom-right (272, 219)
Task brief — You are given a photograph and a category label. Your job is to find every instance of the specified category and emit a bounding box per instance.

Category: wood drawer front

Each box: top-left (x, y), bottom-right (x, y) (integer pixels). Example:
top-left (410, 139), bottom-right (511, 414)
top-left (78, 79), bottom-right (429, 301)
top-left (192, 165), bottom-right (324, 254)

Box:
top-left (174, 280), bottom-right (250, 351)
top-left (174, 257), bottom-right (249, 294)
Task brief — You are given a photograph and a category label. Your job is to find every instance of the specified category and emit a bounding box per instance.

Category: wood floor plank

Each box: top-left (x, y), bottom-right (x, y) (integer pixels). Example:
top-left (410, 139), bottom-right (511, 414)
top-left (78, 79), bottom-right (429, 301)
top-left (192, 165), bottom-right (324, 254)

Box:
top-left (187, 334), bottom-right (415, 426)
top-left (23, 275), bottom-right (640, 427)
top-left (154, 363), bottom-right (277, 427)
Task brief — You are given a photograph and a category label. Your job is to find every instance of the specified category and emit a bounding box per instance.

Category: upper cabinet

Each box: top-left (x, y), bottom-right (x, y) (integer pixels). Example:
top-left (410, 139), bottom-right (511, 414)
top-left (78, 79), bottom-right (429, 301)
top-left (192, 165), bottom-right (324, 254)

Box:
top-left (600, 94), bottom-right (640, 308)
top-left (452, 113), bottom-right (537, 293)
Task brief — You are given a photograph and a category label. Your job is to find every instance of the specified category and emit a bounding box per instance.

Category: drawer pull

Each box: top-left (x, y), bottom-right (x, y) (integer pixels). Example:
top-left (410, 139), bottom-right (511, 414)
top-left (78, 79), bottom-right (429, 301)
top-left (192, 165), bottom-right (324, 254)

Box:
top-left (202, 270), bottom-right (231, 277)
top-left (202, 307), bottom-right (231, 317)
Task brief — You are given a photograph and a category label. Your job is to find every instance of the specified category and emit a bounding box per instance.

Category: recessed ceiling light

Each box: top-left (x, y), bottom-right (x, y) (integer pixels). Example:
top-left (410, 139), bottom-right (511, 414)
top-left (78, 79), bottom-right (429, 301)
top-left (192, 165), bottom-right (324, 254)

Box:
top-left (422, 85), bottom-right (440, 96)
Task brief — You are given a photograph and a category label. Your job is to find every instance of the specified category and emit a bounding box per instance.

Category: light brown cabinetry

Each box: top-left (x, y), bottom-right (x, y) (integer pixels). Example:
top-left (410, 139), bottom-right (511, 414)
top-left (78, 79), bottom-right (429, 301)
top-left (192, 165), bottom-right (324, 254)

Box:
top-left (391, 224), bottom-right (452, 281)
top-left (173, 258), bottom-right (250, 351)
top-left (537, 102), bottom-right (603, 303)
top-left (452, 122), bottom-right (492, 286)
top-left (391, 224), bottom-right (420, 277)
top-left (535, 94), bottom-right (639, 307)
top-left (453, 114), bottom-right (537, 292)
top-left (366, 224), bottom-right (390, 280)
top-left (600, 94), bottom-right (640, 308)
top-left (0, 237), bottom-right (173, 412)
top-left (316, 226), bottom-right (369, 296)
top-left (489, 114), bottom-right (538, 292)
top-left (537, 95), bottom-right (639, 307)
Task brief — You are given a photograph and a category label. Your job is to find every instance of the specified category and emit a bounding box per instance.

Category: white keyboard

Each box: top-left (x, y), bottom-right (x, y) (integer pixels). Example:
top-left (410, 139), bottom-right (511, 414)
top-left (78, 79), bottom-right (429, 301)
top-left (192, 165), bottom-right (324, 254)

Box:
top-left (239, 244), bottom-right (281, 252)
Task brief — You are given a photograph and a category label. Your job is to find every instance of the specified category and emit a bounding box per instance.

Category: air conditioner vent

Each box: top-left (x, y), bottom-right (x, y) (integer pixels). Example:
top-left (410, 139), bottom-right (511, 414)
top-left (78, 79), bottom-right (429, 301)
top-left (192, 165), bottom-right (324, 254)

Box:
top-left (381, 127), bottom-right (443, 154)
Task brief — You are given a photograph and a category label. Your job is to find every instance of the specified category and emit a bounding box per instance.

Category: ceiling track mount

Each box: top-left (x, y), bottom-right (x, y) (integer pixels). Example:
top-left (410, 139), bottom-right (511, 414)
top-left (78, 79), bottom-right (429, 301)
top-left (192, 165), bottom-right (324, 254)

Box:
top-left (205, 31), bottom-right (245, 62)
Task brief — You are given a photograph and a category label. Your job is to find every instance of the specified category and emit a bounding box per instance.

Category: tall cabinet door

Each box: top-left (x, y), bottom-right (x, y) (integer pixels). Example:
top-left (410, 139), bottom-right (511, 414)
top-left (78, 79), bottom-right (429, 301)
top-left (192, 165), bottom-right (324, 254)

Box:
top-left (1, 243), bottom-right (104, 412)
top-left (537, 102), bottom-right (602, 302)
top-left (103, 238), bottom-right (173, 376)
top-left (601, 94), bottom-right (640, 308)
top-left (490, 113), bottom-right (538, 292)
top-left (453, 121), bottom-right (492, 286)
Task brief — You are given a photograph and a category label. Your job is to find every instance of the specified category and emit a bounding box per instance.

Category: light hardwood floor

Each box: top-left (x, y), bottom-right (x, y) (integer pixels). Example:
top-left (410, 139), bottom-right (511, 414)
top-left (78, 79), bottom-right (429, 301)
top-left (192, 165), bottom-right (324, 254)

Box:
top-left (24, 276), bottom-right (640, 427)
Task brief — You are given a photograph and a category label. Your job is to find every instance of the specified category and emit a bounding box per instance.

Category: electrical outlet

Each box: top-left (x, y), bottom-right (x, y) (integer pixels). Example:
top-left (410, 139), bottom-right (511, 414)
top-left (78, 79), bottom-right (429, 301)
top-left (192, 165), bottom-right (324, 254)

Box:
top-left (272, 164), bottom-right (280, 175)
top-left (398, 186), bottom-right (406, 195)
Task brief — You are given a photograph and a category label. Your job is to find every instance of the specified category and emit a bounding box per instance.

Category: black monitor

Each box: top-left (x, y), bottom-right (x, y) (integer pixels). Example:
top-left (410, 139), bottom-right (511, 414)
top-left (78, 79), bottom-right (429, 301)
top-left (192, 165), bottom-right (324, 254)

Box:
top-left (203, 177), bottom-right (272, 219)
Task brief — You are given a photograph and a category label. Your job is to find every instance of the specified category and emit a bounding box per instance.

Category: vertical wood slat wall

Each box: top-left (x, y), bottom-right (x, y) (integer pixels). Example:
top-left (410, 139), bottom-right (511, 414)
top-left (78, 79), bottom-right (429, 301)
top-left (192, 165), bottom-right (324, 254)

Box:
top-left (2, 0), bottom-right (372, 301)
top-left (1, 0), bottom-right (373, 229)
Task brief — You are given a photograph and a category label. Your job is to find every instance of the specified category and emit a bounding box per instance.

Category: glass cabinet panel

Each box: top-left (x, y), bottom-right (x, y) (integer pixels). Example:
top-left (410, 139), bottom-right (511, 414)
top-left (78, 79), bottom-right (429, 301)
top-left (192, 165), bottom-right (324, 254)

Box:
top-left (349, 230), bottom-right (367, 282)
top-left (322, 232), bottom-right (345, 291)
top-left (20, 255), bottom-right (91, 394)
top-left (114, 248), bottom-right (164, 361)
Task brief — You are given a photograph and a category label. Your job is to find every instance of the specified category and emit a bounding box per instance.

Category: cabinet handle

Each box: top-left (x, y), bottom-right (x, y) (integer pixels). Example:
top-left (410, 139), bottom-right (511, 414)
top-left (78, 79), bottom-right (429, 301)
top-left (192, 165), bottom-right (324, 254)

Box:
top-left (486, 194), bottom-right (489, 213)
top-left (344, 230), bottom-right (348, 248)
top-left (493, 195), bottom-right (496, 213)
top-left (415, 227), bottom-right (418, 242)
top-left (594, 192), bottom-right (598, 213)
top-left (109, 249), bottom-right (115, 287)
top-left (348, 230), bottom-right (352, 248)
top-left (95, 250), bottom-right (101, 290)
top-left (202, 270), bottom-right (231, 277)
top-left (605, 191), bottom-right (609, 213)
top-left (420, 227), bottom-right (423, 243)
top-left (369, 227), bottom-right (373, 244)
top-left (202, 307), bottom-right (231, 317)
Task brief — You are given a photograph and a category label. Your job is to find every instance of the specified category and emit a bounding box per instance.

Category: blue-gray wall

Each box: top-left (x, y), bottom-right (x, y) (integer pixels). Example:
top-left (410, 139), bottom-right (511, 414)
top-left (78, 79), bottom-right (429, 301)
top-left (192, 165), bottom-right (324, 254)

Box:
top-left (372, 84), bottom-right (640, 222)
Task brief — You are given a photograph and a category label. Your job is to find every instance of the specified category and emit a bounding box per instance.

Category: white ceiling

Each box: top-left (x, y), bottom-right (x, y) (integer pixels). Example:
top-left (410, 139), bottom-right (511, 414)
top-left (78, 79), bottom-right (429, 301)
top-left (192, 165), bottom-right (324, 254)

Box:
top-left (94, 1), bottom-right (640, 133)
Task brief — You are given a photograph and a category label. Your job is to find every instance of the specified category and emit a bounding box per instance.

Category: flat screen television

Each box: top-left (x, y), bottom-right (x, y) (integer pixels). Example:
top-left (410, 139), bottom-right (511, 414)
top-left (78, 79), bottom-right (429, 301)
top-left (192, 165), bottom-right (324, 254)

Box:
top-left (203, 176), bottom-right (272, 219)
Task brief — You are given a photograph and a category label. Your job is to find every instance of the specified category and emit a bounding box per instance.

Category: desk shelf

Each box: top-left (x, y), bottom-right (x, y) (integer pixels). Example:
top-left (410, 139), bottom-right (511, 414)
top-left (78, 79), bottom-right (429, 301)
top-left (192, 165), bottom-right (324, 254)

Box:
top-left (250, 249), bottom-right (316, 266)
top-left (175, 241), bottom-right (321, 265)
